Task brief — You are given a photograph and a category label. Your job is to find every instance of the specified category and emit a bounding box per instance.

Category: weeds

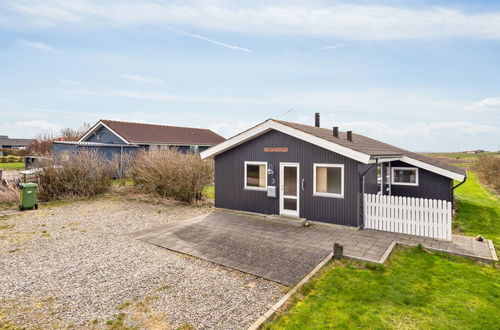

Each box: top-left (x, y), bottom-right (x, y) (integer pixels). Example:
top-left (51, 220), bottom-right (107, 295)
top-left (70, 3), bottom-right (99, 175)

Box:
top-left (36, 150), bottom-right (114, 201)
top-left (129, 149), bottom-right (214, 204)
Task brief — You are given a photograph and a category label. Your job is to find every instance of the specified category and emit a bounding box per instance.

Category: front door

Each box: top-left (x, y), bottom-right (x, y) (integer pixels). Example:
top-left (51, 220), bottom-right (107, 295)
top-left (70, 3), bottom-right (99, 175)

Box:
top-left (279, 163), bottom-right (300, 217)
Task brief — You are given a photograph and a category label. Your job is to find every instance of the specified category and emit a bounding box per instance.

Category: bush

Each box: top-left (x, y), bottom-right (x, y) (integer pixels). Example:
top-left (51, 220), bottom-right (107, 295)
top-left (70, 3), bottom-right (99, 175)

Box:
top-left (0, 182), bottom-right (19, 204)
top-left (474, 155), bottom-right (500, 192)
top-left (36, 150), bottom-right (114, 201)
top-left (128, 149), bottom-right (214, 204)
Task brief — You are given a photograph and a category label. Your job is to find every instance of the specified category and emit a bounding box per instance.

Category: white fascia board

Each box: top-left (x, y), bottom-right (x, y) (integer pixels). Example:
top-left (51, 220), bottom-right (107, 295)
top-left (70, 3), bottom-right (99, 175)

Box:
top-left (400, 156), bottom-right (465, 181)
top-left (200, 121), bottom-right (274, 159)
top-left (78, 121), bottom-right (130, 144)
top-left (201, 120), bottom-right (372, 164)
top-left (368, 157), bottom-right (402, 163)
top-left (78, 121), bottom-right (101, 142)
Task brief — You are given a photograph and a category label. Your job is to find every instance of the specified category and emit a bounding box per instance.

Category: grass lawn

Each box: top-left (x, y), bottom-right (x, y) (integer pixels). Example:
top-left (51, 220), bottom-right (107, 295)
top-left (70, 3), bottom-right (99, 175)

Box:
top-left (267, 170), bottom-right (500, 329)
top-left (267, 247), bottom-right (500, 329)
top-left (454, 172), bottom-right (500, 247)
top-left (203, 185), bottom-right (215, 199)
top-left (0, 162), bottom-right (25, 170)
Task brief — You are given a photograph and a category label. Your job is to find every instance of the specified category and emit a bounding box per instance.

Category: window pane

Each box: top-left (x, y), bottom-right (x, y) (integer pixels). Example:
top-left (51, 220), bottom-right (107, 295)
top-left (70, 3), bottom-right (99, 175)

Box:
top-left (284, 166), bottom-right (297, 196)
top-left (394, 169), bottom-right (416, 183)
top-left (246, 164), bottom-right (266, 188)
top-left (284, 198), bottom-right (297, 211)
top-left (316, 166), bottom-right (342, 194)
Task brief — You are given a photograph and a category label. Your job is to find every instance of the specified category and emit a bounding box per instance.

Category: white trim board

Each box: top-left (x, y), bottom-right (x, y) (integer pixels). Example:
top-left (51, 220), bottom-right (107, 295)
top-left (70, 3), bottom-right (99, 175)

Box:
top-left (200, 120), bottom-right (371, 164)
top-left (400, 156), bottom-right (465, 181)
top-left (78, 121), bottom-right (130, 144)
top-left (391, 166), bottom-right (419, 186)
top-left (244, 161), bottom-right (268, 191)
top-left (279, 162), bottom-right (300, 217)
top-left (313, 163), bottom-right (345, 198)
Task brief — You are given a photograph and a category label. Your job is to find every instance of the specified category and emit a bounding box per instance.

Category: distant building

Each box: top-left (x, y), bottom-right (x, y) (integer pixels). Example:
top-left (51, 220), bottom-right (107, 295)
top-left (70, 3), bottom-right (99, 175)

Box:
top-left (0, 135), bottom-right (33, 149)
top-left (465, 150), bottom-right (485, 154)
top-left (52, 119), bottom-right (226, 159)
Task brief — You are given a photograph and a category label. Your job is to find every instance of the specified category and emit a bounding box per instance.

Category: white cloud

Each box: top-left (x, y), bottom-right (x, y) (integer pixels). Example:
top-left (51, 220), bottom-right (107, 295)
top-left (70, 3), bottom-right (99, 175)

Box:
top-left (468, 97), bottom-right (500, 111)
top-left (58, 79), bottom-right (80, 85)
top-left (179, 31), bottom-right (252, 53)
top-left (17, 39), bottom-right (55, 51)
top-left (119, 74), bottom-right (164, 84)
top-left (208, 120), bottom-right (260, 138)
top-left (0, 120), bottom-right (61, 138)
top-left (8, 1), bottom-right (500, 40)
top-left (320, 44), bottom-right (345, 50)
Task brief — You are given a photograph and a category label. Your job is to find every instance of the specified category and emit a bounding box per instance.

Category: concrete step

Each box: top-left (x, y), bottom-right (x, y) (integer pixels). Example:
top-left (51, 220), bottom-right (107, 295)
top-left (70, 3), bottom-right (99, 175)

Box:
top-left (266, 215), bottom-right (306, 227)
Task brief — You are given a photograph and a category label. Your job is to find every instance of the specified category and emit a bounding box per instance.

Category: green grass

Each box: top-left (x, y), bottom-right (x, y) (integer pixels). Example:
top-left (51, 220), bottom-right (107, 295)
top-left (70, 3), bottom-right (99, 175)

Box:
top-left (267, 170), bottom-right (500, 329)
top-left (454, 171), bottom-right (500, 247)
top-left (0, 162), bottom-right (25, 170)
top-left (203, 185), bottom-right (215, 199)
top-left (267, 247), bottom-right (500, 329)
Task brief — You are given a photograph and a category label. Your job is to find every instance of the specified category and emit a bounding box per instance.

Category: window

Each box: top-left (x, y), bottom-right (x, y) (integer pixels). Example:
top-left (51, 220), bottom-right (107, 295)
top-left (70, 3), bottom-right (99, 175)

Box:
top-left (313, 164), bottom-right (344, 198)
top-left (189, 145), bottom-right (200, 155)
top-left (244, 161), bottom-right (267, 190)
top-left (391, 167), bottom-right (418, 186)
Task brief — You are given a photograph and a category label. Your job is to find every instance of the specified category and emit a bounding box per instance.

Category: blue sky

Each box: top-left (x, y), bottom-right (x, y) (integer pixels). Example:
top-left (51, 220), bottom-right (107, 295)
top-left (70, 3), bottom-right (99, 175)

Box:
top-left (1, 0), bottom-right (499, 151)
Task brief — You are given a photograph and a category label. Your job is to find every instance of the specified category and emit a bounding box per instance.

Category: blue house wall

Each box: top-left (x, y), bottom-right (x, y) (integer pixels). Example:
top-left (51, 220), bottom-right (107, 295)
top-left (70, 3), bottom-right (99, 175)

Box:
top-left (85, 126), bottom-right (124, 144)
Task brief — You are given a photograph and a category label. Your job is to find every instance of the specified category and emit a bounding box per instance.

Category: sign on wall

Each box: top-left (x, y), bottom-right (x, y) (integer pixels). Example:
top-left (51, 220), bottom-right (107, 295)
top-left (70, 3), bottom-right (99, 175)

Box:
top-left (263, 147), bottom-right (288, 152)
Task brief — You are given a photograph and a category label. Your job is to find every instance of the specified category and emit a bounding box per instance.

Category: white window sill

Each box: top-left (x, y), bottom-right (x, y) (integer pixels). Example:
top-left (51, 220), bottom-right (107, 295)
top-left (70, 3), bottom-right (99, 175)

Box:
top-left (391, 182), bottom-right (418, 186)
top-left (244, 187), bottom-right (267, 191)
top-left (313, 193), bottom-right (344, 199)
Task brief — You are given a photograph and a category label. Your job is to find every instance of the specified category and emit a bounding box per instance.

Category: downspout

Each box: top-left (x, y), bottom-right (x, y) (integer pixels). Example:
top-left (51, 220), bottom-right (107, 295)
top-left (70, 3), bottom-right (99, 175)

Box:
top-left (451, 172), bottom-right (467, 209)
top-left (359, 159), bottom-right (378, 229)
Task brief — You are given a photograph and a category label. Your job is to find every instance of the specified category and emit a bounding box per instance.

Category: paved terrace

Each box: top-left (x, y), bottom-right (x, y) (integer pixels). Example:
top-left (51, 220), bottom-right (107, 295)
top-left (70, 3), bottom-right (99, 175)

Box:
top-left (130, 210), bottom-right (497, 286)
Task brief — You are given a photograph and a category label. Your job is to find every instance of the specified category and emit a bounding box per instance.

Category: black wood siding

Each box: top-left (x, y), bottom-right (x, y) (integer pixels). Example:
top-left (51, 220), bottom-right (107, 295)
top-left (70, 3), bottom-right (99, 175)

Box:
top-left (388, 160), bottom-right (453, 201)
top-left (214, 130), bottom-right (362, 226)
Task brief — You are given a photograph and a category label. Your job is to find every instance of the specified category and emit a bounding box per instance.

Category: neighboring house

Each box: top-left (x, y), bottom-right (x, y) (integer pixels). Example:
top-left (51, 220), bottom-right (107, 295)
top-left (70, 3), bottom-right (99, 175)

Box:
top-left (0, 135), bottom-right (33, 149)
top-left (53, 119), bottom-right (226, 159)
top-left (201, 114), bottom-right (466, 233)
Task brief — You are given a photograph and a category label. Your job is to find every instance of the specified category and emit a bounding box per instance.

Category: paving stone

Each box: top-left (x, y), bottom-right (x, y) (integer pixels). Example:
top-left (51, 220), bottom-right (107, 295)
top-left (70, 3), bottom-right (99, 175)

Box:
top-left (131, 210), bottom-right (496, 286)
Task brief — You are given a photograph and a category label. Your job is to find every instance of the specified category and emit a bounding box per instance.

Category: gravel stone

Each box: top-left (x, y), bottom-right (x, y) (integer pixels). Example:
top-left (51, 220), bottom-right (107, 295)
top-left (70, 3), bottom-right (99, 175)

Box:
top-left (0, 199), bottom-right (285, 329)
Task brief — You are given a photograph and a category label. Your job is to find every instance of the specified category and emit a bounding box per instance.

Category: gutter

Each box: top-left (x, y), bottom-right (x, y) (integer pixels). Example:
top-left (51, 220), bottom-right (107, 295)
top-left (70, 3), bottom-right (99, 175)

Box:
top-left (452, 172), bottom-right (467, 190)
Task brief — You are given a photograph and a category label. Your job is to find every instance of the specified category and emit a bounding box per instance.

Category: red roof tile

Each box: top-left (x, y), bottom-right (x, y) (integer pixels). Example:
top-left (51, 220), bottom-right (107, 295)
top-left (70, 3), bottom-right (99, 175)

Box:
top-left (100, 120), bottom-right (225, 145)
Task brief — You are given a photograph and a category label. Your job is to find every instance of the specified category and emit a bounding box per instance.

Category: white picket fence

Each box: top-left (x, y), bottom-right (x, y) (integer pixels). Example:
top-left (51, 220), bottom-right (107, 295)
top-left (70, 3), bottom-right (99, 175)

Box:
top-left (363, 194), bottom-right (452, 241)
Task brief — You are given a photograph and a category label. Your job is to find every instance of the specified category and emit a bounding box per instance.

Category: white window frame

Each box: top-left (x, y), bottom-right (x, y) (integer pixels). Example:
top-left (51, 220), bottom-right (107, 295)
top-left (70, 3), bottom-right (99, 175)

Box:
top-left (244, 161), bottom-right (268, 191)
top-left (313, 163), bottom-right (344, 198)
top-left (391, 167), bottom-right (419, 186)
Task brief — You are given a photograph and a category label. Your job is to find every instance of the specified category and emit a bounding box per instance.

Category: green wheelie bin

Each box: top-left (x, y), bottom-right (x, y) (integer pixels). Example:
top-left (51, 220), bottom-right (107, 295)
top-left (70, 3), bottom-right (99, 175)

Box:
top-left (19, 182), bottom-right (38, 211)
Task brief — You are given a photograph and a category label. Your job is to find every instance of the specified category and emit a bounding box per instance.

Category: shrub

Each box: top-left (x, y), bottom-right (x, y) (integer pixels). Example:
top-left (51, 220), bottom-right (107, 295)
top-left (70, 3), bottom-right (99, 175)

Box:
top-left (0, 182), bottom-right (19, 204)
top-left (128, 149), bottom-right (214, 204)
top-left (35, 150), bottom-right (114, 201)
top-left (474, 155), bottom-right (500, 192)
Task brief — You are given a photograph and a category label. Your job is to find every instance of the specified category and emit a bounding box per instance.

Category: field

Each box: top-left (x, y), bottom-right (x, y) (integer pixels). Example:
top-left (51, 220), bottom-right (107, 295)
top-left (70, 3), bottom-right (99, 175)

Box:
top-left (267, 157), bottom-right (500, 329)
top-left (421, 151), bottom-right (500, 170)
top-left (454, 172), bottom-right (500, 247)
top-left (0, 162), bottom-right (25, 171)
top-left (267, 246), bottom-right (500, 329)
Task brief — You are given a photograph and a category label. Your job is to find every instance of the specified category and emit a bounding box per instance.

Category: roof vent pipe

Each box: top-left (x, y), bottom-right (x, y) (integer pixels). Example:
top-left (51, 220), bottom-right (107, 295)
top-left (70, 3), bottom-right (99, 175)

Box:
top-left (314, 113), bottom-right (320, 127)
top-left (347, 131), bottom-right (353, 141)
top-left (333, 126), bottom-right (339, 137)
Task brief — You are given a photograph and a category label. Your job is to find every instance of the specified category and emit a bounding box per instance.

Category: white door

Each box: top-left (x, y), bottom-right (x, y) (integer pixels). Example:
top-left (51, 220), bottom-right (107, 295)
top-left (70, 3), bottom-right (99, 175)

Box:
top-left (279, 163), bottom-right (300, 217)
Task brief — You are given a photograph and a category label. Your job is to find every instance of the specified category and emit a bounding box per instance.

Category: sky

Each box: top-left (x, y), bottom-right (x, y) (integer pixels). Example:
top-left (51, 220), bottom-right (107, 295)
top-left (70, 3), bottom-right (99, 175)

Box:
top-left (0, 0), bottom-right (499, 152)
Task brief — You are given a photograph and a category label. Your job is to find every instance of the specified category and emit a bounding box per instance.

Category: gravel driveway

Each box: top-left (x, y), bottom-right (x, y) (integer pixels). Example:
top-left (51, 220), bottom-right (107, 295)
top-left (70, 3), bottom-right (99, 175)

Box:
top-left (0, 199), bottom-right (284, 329)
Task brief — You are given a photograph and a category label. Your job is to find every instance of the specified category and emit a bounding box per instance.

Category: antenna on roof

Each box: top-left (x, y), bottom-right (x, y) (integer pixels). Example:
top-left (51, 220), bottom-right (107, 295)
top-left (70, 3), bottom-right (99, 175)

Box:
top-left (283, 109), bottom-right (292, 116)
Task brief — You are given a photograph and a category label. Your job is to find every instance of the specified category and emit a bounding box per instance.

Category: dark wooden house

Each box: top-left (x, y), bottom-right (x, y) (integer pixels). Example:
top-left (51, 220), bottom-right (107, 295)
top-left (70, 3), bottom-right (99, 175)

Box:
top-left (201, 115), bottom-right (466, 228)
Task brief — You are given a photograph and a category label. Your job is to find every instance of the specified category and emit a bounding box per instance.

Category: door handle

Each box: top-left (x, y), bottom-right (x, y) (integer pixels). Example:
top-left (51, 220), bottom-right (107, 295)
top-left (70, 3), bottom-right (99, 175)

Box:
top-left (301, 179), bottom-right (305, 191)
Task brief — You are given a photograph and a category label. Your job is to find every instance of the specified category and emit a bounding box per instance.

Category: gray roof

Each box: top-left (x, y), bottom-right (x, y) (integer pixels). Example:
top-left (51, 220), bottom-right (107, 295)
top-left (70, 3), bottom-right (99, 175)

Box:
top-left (275, 120), bottom-right (466, 176)
top-left (0, 136), bottom-right (33, 146)
top-left (53, 141), bottom-right (138, 147)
